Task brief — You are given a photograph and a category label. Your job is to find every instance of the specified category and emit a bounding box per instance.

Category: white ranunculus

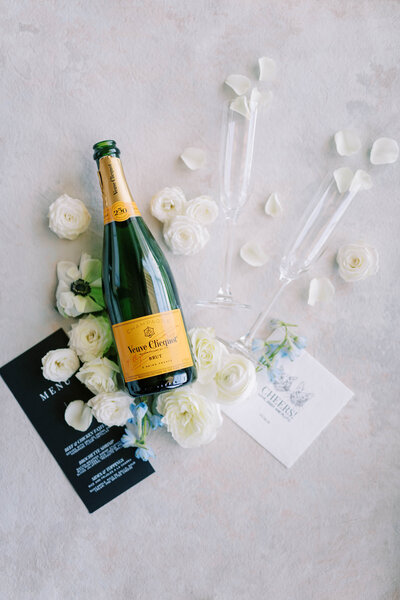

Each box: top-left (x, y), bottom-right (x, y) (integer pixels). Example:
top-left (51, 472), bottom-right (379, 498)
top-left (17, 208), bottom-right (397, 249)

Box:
top-left (163, 215), bottom-right (209, 255)
top-left (76, 357), bottom-right (120, 395)
top-left (41, 348), bottom-right (80, 382)
top-left (68, 314), bottom-right (113, 362)
top-left (48, 194), bottom-right (91, 240)
top-left (151, 187), bottom-right (186, 223)
top-left (185, 196), bottom-right (219, 226)
top-left (157, 385), bottom-right (223, 448)
top-left (64, 400), bottom-right (93, 432)
top-left (88, 391), bottom-right (132, 427)
top-left (189, 327), bottom-right (227, 384)
top-left (336, 243), bottom-right (379, 282)
top-left (215, 353), bottom-right (256, 405)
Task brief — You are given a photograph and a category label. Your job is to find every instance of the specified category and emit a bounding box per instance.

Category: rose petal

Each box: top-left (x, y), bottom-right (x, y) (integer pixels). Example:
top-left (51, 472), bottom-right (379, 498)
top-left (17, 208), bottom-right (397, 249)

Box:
top-left (349, 169), bottom-right (373, 192)
top-left (334, 130), bottom-right (361, 156)
top-left (230, 96), bottom-right (251, 119)
top-left (370, 137), bottom-right (399, 165)
top-left (308, 277), bottom-right (335, 306)
top-left (225, 74), bottom-right (251, 96)
top-left (180, 147), bottom-right (206, 170)
top-left (65, 400), bottom-right (93, 432)
top-left (250, 87), bottom-right (273, 110)
top-left (264, 192), bottom-right (282, 217)
top-left (240, 242), bottom-right (268, 267)
top-left (258, 57), bottom-right (277, 82)
top-left (333, 167), bottom-right (354, 193)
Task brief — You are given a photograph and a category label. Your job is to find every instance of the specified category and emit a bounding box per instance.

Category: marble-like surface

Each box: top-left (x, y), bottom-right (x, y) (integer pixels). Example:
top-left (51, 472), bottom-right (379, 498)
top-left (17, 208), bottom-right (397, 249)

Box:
top-left (1, 2), bottom-right (399, 598)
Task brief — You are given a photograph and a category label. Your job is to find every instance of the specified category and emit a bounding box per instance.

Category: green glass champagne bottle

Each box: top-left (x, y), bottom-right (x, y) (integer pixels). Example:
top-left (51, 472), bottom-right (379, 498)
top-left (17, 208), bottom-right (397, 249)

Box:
top-left (93, 140), bottom-right (196, 397)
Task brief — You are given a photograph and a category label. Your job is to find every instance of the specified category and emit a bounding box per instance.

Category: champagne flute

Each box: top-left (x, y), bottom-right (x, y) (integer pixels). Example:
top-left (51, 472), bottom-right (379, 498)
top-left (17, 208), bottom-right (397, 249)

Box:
top-left (197, 99), bottom-right (258, 309)
top-left (225, 173), bottom-right (364, 358)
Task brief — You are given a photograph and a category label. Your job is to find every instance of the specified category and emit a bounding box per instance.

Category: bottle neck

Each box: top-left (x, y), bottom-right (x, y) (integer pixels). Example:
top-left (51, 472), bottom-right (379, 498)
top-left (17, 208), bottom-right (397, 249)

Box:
top-left (98, 156), bottom-right (141, 224)
top-left (98, 156), bottom-right (134, 209)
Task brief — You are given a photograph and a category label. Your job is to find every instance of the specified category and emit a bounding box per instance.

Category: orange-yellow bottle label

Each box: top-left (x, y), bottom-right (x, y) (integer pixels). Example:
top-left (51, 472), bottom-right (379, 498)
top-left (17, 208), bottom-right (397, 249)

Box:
top-left (112, 309), bottom-right (194, 382)
top-left (98, 155), bottom-right (141, 224)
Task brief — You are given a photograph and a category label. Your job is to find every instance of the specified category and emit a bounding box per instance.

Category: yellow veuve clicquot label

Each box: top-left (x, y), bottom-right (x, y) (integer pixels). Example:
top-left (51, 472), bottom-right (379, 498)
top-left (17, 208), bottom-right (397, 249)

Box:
top-left (98, 155), bottom-right (141, 224)
top-left (112, 309), bottom-right (194, 382)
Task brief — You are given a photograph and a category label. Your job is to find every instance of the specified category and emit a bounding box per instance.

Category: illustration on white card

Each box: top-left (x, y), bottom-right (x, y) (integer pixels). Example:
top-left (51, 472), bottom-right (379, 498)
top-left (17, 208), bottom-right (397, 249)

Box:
top-left (222, 348), bottom-right (353, 468)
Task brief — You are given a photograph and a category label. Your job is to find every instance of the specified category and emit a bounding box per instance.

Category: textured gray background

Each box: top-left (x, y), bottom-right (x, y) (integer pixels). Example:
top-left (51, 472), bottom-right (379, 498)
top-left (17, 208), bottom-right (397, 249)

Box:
top-left (1, 1), bottom-right (399, 599)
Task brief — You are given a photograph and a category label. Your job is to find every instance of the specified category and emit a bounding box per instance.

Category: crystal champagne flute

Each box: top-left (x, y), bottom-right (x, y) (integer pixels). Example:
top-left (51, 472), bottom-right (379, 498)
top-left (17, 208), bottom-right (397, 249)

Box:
top-left (226, 173), bottom-right (364, 357)
top-left (197, 99), bottom-right (258, 309)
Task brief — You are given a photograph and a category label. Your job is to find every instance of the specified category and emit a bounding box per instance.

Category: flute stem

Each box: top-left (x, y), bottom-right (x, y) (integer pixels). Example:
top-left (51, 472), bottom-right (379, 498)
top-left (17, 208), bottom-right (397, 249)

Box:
top-left (217, 216), bottom-right (236, 299)
top-left (240, 277), bottom-right (292, 349)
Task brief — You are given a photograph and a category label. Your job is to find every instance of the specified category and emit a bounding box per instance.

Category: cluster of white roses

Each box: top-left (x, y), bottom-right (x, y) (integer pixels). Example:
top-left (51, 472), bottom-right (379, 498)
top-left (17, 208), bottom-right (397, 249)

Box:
top-left (156, 327), bottom-right (256, 448)
top-left (41, 313), bottom-right (131, 431)
top-left (150, 187), bottom-right (218, 255)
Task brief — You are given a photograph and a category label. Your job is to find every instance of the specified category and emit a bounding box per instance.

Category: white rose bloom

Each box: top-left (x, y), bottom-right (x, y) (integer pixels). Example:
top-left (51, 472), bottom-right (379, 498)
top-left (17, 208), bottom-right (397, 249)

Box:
top-left (157, 385), bottom-right (223, 448)
top-left (185, 196), bottom-right (219, 226)
top-left (151, 187), bottom-right (186, 223)
top-left (215, 353), bottom-right (256, 405)
top-left (68, 314), bottom-right (113, 362)
top-left (189, 327), bottom-right (227, 384)
top-left (88, 391), bottom-right (132, 427)
top-left (76, 357), bottom-right (120, 395)
top-left (41, 348), bottom-right (80, 382)
top-left (336, 243), bottom-right (379, 282)
top-left (48, 194), bottom-right (91, 240)
top-left (163, 215), bottom-right (209, 255)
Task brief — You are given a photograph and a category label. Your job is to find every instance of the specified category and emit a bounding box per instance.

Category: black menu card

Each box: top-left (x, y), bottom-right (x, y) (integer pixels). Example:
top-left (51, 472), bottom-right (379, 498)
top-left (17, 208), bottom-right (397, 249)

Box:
top-left (0, 329), bottom-right (154, 512)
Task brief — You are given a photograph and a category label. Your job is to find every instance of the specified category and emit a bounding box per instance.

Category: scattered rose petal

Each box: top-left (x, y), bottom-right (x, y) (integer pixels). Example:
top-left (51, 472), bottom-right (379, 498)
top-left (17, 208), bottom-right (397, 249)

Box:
top-left (349, 169), bottom-right (373, 192)
top-left (180, 147), bottom-right (206, 170)
top-left (258, 57), bottom-right (277, 82)
top-left (333, 167), bottom-right (354, 193)
top-left (334, 130), bottom-right (361, 156)
top-left (370, 137), bottom-right (399, 165)
top-left (225, 74), bottom-right (251, 96)
top-left (250, 87), bottom-right (273, 109)
top-left (240, 242), bottom-right (268, 267)
top-left (65, 400), bottom-right (93, 432)
top-left (264, 192), bottom-right (282, 217)
top-left (230, 96), bottom-right (251, 119)
top-left (308, 277), bottom-right (335, 306)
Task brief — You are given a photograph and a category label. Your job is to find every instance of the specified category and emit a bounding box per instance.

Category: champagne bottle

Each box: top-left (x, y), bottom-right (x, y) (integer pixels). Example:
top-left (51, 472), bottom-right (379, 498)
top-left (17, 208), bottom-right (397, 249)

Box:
top-left (93, 140), bottom-right (196, 397)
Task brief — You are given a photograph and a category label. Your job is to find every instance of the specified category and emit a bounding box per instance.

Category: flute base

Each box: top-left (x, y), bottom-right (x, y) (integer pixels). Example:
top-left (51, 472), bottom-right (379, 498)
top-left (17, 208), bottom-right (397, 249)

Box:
top-left (196, 295), bottom-right (251, 310)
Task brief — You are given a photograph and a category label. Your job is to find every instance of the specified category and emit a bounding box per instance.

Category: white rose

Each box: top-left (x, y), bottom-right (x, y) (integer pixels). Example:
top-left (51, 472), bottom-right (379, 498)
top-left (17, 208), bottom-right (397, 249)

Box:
top-left (76, 357), bottom-right (120, 395)
top-left (41, 348), bottom-right (80, 382)
top-left (68, 314), bottom-right (113, 362)
top-left (157, 385), bottom-right (223, 448)
top-left (151, 187), bottom-right (186, 223)
top-left (185, 196), bottom-right (219, 225)
top-left (48, 194), bottom-right (91, 240)
top-left (88, 391), bottom-right (132, 427)
top-left (189, 327), bottom-right (227, 384)
top-left (336, 243), bottom-right (379, 282)
top-left (215, 353), bottom-right (256, 405)
top-left (163, 215), bottom-right (209, 255)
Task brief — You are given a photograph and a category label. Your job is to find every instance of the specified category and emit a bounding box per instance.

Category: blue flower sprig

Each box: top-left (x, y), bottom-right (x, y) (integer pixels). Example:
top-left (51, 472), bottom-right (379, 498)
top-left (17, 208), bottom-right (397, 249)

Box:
top-left (252, 319), bottom-right (307, 382)
top-left (121, 401), bottom-right (163, 461)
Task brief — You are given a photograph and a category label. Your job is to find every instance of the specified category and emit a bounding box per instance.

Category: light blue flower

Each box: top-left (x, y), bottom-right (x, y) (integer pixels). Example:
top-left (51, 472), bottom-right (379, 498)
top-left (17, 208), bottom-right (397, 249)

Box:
top-left (121, 426), bottom-right (137, 448)
top-left (129, 401), bottom-right (148, 425)
top-left (135, 446), bottom-right (155, 461)
top-left (149, 414), bottom-right (163, 430)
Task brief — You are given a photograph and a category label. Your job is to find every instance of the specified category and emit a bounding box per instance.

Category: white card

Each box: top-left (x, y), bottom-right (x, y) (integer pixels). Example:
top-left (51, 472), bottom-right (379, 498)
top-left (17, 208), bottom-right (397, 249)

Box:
top-left (222, 348), bottom-right (353, 468)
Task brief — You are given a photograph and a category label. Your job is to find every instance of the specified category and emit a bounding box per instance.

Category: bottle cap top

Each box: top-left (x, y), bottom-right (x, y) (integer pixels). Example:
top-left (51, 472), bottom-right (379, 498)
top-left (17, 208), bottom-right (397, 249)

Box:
top-left (93, 140), bottom-right (120, 161)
